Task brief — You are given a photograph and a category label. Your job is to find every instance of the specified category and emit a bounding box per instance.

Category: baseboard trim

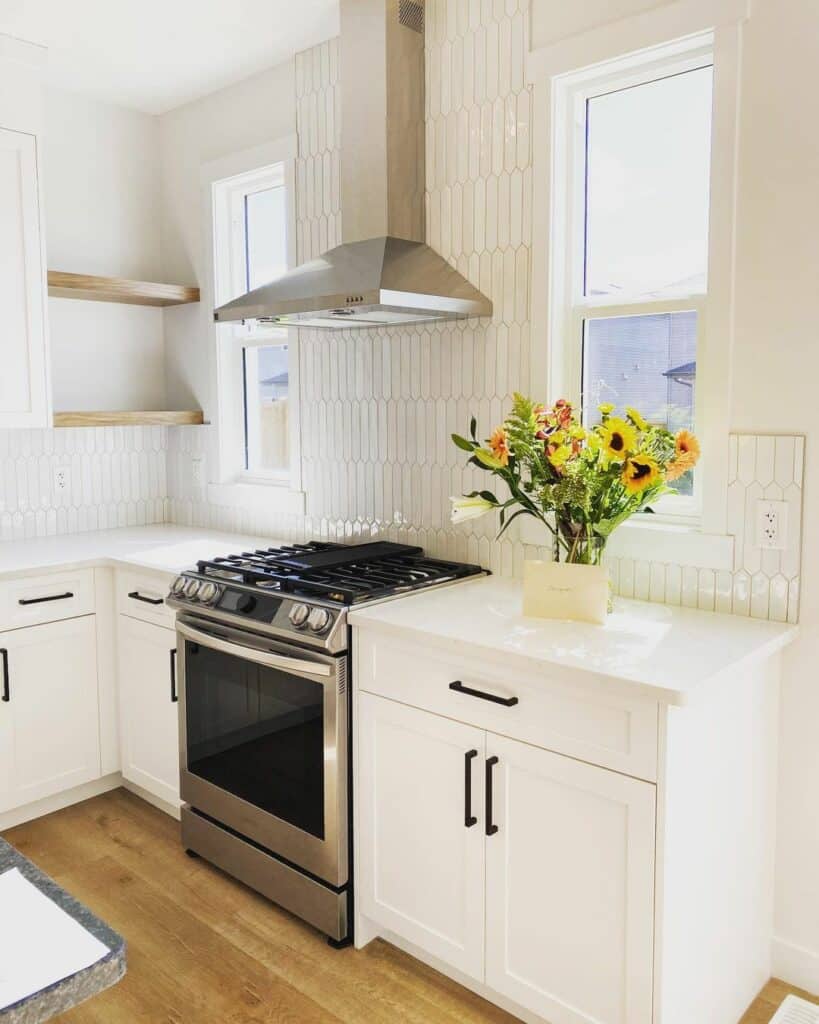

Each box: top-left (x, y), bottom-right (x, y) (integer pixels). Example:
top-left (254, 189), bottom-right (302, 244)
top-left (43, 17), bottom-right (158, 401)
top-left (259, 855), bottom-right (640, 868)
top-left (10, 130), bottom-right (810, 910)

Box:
top-left (773, 936), bottom-right (819, 995)
top-left (0, 773), bottom-right (122, 832)
top-left (121, 779), bottom-right (182, 820)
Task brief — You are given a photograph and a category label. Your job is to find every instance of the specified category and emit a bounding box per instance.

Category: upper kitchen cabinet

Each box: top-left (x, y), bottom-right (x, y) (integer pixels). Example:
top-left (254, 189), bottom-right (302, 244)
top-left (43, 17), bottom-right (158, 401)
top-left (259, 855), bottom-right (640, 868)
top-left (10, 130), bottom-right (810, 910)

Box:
top-left (0, 36), bottom-right (50, 429)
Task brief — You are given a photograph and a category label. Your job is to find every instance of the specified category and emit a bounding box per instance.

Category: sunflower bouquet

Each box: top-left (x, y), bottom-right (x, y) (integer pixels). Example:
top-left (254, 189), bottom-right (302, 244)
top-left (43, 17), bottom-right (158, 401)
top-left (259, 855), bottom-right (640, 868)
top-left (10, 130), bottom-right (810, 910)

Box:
top-left (451, 394), bottom-right (700, 564)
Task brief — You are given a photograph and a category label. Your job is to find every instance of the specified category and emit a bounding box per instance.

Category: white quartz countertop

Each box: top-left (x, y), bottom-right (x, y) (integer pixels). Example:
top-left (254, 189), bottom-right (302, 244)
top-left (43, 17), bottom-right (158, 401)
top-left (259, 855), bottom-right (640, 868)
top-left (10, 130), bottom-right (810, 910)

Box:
top-left (349, 576), bottom-right (797, 705)
top-left (0, 525), bottom-right (285, 580)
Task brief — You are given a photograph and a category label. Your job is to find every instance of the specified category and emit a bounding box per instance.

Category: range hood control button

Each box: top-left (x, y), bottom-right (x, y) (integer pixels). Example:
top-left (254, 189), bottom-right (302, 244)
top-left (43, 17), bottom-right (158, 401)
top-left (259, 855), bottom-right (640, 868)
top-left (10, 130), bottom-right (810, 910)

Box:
top-left (289, 603), bottom-right (310, 628)
top-left (307, 608), bottom-right (331, 633)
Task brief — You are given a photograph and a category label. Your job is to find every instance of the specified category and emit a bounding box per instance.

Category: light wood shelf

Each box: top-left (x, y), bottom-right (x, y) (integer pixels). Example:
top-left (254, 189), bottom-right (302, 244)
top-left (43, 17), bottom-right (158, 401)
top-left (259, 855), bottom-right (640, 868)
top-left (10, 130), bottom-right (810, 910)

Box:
top-left (53, 411), bottom-right (205, 428)
top-left (47, 271), bottom-right (200, 307)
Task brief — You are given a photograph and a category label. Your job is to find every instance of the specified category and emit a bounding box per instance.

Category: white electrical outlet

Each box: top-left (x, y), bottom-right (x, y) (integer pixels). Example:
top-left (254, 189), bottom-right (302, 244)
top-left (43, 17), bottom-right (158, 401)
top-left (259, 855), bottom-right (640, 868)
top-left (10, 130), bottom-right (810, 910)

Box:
top-left (53, 467), bottom-right (71, 494)
top-left (756, 499), bottom-right (788, 550)
top-left (191, 457), bottom-right (205, 491)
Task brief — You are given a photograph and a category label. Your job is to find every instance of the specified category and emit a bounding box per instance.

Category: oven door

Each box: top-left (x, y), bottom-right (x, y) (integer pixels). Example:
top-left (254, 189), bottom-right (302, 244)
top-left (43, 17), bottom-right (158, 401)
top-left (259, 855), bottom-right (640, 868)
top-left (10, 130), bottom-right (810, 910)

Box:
top-left (176, 615), bottom-right (348, 887)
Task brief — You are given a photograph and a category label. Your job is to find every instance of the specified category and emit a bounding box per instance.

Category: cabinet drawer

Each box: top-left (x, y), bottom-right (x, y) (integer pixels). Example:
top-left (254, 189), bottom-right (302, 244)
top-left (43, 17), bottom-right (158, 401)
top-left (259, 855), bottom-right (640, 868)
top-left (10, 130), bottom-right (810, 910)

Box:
top-left (0, 570), bottom-right (95, 630)
top-left (355, 632), bottom-right (658, 782)
top-left (115, 569), bottom-right (175, 627)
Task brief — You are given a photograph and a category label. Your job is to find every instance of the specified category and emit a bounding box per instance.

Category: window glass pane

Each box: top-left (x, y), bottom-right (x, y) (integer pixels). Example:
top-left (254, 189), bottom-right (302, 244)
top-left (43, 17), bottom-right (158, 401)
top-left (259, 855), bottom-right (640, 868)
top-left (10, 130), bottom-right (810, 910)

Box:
top-left (244, 343), bottom-right (289, 475)
top-left (245, 185), bottom-right (287, 291)
top-left (583, 311), bottom-right (696, 494)
top-left (585, 66), bottom-right (713, 298)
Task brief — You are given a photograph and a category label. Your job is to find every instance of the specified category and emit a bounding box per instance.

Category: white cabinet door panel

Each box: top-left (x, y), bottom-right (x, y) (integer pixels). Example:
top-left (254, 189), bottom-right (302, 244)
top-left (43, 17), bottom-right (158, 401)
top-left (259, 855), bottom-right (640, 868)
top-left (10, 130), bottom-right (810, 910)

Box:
top-left (358, 693), bottom-right (486, 981)
top-left (117, 614), bottom-right (180, 806)
top-left (485, 734), bottom-right (656, 1024)
top-left (0, 126), bottom-right (49, 428)
top-left (0, 616), bottom-right (100, 812)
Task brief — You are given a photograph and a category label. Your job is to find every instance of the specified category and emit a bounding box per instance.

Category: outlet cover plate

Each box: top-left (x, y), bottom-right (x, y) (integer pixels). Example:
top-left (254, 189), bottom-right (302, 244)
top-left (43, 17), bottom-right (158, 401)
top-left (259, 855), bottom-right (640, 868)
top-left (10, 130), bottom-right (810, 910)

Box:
top-left (756, 499), bottom-right (788, 550)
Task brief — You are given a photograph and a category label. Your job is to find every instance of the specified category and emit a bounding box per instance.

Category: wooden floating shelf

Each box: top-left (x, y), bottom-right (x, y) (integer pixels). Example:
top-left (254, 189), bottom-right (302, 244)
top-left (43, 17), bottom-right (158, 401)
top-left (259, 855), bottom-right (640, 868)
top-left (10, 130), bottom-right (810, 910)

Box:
top-left (47, 271), bottom-right (200, 307)
top-left (53, 411), bottom-right (205, 428)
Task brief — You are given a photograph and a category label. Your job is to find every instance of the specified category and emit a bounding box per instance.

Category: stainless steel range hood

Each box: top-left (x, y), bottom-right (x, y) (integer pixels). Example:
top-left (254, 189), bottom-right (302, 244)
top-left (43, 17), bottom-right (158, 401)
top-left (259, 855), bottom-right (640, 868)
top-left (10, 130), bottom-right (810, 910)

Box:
top-left (214, 0), bottom-right (492, 330)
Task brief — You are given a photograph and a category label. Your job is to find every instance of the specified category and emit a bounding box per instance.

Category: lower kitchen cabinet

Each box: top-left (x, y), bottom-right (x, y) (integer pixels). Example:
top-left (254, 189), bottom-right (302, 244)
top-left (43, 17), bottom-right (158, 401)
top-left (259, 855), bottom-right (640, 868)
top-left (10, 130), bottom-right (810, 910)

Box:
top-left (0, 616), bottom-right (100, 812)
top-left (117, 613), bottom-right (180, 807)
top-left (358, 694), bottom-right (487, 981)
top-left (484, 733), bottom-right (655, 1024)
top-left (357, 692), bottom-right (656, 1024)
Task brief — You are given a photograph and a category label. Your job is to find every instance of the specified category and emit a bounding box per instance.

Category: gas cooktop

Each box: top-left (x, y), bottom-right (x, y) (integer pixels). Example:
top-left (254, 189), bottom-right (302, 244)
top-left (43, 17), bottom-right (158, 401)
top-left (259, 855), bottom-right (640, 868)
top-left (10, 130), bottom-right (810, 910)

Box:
top-left (166, 540), bottom-right (485, 653)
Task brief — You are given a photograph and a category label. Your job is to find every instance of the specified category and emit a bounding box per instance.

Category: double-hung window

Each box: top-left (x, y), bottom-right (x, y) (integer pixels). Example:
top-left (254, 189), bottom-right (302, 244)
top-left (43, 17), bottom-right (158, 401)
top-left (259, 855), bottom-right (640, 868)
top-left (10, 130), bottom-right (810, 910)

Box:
top-left (551, 44), bottom-right (714, 514)
top-left (210, 148), bottom-right (299, 494)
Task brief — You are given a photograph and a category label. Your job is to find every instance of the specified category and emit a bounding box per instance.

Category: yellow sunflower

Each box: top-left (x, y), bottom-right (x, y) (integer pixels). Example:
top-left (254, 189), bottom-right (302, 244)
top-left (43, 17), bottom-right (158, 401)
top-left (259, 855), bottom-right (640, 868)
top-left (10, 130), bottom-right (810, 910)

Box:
top-left (625, 406), bottom-right (648, 431)
top-left (666, 429), bottom-right (701, 481)
top-left (622, 455), bottom-right (661, 493)
top-left (599, 417), bottom-right (637, 461)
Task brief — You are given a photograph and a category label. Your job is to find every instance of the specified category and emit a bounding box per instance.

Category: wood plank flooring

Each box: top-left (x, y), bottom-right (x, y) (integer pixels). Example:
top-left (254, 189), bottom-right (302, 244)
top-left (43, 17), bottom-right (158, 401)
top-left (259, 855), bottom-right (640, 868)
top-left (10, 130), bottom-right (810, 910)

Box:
top-left (3, 790), bottom-right (817, 1024)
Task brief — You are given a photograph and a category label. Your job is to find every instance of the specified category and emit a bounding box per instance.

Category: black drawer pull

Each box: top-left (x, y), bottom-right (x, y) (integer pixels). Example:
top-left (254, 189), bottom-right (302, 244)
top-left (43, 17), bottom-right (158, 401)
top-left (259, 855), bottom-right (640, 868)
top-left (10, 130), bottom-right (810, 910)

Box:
top-left (128, 591), bottom-right (164, 606)
top-left (486, 756), bottom-right (499, 836)
top-left (18, 591), bottom-right (74, 606)
top-left (449, 680), bottom-right (518, 707)
top-left (1, 649), bottom-right (8, 703)
top-left (464, 749), bottom-right (478, 827)
top-left (170, 648), bottom-right (178, 703)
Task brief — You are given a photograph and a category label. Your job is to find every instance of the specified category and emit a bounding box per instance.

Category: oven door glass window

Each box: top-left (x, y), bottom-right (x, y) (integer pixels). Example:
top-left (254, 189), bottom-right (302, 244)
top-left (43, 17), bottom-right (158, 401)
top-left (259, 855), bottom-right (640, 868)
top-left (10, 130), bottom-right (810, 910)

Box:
top-left (184, 642), bottom-right (325, 839)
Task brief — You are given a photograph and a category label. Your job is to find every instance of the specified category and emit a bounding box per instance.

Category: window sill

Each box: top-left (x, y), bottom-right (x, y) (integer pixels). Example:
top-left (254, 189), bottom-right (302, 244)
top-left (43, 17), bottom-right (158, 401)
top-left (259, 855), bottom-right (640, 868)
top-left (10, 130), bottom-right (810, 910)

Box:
top-left (207, 480), bottom-right (306, 517)
top-left (519, 515), bottom-right (734, 571)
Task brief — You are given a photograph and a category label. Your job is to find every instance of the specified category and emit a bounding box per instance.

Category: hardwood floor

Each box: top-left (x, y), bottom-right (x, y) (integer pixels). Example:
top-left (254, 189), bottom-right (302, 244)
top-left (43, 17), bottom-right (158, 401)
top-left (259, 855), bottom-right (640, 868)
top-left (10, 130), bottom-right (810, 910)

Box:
top-left (3, 790), bottom-right (817, 1024)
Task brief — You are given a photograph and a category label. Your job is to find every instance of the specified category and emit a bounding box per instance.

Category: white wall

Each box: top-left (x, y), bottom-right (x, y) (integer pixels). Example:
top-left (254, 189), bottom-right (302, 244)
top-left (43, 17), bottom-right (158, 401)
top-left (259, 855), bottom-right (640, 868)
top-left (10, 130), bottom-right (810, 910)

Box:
top-left (729, 0), bottom-right (819, 989)
top-left (158, 61), bottom-right (297, 414)
top-left (44, 87), bottom-right (165, 411)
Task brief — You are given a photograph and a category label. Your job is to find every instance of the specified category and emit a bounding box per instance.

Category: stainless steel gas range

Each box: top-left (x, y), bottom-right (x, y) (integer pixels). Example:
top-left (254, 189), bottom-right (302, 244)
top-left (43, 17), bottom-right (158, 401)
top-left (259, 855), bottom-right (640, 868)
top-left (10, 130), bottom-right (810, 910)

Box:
top-left (166, 540), bottom-right (484, 945)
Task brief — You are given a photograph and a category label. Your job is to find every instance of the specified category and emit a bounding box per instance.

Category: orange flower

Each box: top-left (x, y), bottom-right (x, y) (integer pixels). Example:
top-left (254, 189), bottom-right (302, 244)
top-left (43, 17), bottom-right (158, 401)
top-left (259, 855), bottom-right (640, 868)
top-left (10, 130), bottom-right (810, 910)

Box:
top-left (489, 426), bottom-right (510, 466)
top-left (666, 430), bottom-right (701, 481)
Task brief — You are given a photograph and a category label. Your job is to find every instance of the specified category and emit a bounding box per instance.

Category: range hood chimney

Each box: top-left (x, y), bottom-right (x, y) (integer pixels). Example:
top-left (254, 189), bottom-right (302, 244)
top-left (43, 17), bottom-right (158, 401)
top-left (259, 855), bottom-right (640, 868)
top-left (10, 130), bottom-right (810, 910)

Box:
top-left (214, 0), bottom-right (492, 330)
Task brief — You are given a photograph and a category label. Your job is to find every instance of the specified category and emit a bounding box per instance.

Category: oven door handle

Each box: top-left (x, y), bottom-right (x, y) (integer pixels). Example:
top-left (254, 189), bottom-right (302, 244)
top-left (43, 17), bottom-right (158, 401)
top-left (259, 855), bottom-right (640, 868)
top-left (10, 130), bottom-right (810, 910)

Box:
top-left (176, 621), bottom-right (333, 678)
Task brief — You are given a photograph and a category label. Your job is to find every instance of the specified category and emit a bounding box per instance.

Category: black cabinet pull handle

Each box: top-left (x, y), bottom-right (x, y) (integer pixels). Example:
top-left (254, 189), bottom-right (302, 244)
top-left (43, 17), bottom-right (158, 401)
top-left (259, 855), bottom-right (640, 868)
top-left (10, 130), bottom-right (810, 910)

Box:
top-left (449, 680), bottom-right (519, 707)
top-left (18, 592), bottom-right (73, 606)
top-left (170, 649), bottom-right (178, 703)
top-left (485, 756), bottom-right (499, 836)
top-left (129, 591), bottom-right (164, 606)
top-left (1, 649), bottom-right (8, 703)
top-left (464, 749), bottom-right (478, 827)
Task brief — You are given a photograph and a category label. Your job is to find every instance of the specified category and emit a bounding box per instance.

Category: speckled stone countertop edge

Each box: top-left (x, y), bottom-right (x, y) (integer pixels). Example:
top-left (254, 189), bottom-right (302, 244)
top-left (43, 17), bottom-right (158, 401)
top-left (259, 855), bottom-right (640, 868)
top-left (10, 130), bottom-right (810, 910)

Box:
top-left (0, 838), bottom-right (126, 1023)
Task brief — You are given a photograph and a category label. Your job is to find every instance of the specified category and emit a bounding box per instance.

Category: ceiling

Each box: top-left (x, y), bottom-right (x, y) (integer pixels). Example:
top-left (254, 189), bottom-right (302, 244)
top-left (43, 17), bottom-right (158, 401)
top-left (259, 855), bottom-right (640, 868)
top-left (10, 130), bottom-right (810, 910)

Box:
top-left (0, 0), bottom-right (340, 114)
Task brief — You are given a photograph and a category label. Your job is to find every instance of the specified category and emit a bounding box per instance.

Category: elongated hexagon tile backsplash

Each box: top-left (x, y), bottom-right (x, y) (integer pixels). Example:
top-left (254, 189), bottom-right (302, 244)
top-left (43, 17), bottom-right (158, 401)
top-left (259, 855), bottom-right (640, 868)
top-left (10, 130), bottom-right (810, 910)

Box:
top-left (0, 426), bottom-right (168, 540)
top-left (0, 1), bottom-right (804, 626)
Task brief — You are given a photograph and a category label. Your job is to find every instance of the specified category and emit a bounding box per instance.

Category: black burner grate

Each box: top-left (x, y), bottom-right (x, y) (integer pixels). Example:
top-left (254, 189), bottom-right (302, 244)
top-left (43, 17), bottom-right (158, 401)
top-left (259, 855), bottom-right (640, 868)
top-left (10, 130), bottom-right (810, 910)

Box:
top-left (195, 541), bottom-right (483, 604)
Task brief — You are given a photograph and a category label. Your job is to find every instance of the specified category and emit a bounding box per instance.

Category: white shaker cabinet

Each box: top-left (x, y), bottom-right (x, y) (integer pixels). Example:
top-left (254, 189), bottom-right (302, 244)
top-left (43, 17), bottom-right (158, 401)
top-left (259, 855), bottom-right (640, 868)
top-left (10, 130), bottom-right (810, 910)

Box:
top-left (116, 613), bottom-right (180, 808)
top-left (484, 734), bottom-right (655, 1024)
top-left (358, 693), bottom-right (486, 981)
top-left (0, 616), bottom-right (100, 812)
top-left (0, 125), bottom-right (50, 428)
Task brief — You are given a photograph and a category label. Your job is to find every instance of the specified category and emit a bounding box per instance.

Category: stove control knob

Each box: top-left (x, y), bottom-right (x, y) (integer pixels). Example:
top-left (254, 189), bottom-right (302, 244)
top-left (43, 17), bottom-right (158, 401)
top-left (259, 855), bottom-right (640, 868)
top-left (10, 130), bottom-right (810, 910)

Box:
top-left (198, 582), bottom-right (218, 604)
top-left (235, 593), bottom-right (257, 614)
top-left (288, 603), bottom-right (310, 628)
top-left (170, 576), bottom-right (187, 595)
top-left (307, 607), bottom-right (331, 633)
top-left (183, 579), bottom-right (201, 599)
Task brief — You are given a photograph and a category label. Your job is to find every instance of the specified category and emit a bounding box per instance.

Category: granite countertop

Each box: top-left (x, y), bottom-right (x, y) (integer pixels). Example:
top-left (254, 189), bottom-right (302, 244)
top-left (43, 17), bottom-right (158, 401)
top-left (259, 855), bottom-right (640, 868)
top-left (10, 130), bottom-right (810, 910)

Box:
top-left (0, 525), bottom-right (288, 580)
top-left (349, 576), bottom-right (798, 705)
top-left (0, 839), bottom-right (125, 1022)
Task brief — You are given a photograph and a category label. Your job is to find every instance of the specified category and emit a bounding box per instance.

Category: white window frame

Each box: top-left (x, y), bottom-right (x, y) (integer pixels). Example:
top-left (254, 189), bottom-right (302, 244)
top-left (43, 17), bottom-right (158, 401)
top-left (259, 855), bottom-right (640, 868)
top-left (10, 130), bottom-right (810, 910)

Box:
top-left (555, 42), bottom-right (713, 522)
top-left (201, 137), bottom-right (305, 515)
top-left (527, 0), bottom-right (748, 565)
